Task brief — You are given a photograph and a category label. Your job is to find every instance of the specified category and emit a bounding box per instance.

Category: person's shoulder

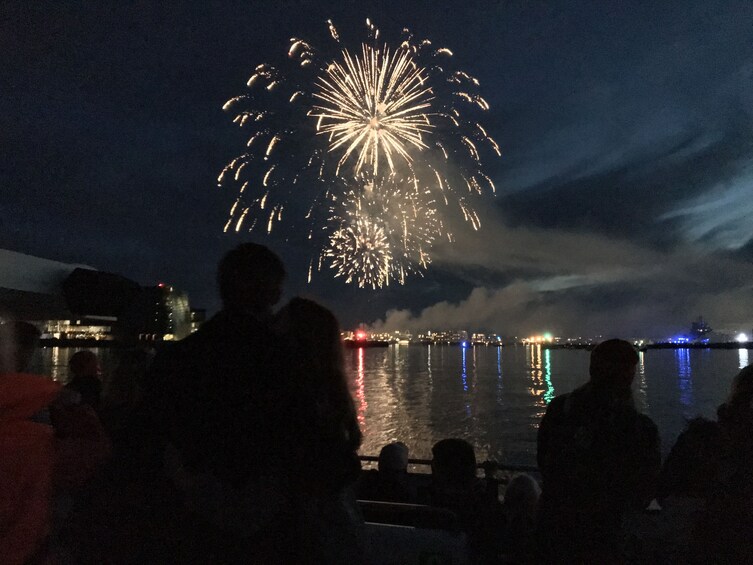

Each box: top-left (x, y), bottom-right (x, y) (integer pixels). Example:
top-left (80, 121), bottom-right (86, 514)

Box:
top-left (0, 372), bottom-right (61, 394)
top-left (635, 412), bottom-right (659, 437)
top-left (675, 417), bottom-right (722, 447)
top-left (544, 392), bottom-right (570, 415)
top-left (685, 416), bottom-right (719, 432)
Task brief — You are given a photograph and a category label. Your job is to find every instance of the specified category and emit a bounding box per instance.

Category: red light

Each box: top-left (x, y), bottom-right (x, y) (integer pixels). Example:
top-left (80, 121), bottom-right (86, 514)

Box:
top-left (158, 283), bottom-right (165, 288)
top-left (355, 330), bottom-right (367, 341)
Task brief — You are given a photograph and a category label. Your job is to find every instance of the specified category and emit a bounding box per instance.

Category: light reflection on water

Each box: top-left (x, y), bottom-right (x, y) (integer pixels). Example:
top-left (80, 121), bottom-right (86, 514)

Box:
top-left (342, 345), bottom-right (746, 467)
top-left (543, 349), bottom-right (555, 405)
top-left (635, 351), bottom-right (648, 412)
top-left (355, 348), bottom-right (367, 430)
top-left (675, 348), bottom-right (693, 416)
top-left (33, 345), bottom-right (749, 468)
top-left (461, 347), bottom-right (468, 392)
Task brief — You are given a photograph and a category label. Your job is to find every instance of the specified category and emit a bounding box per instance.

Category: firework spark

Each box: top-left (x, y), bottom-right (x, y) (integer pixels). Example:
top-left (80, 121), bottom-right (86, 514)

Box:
top-left (219, 19), bottom-right (499, 286)
top-left (323, 174), bottom-right (442, 288)
top-left (313, 44), bottom-right (433, 176)
top-left (326, 216), bottom-right (393, 289)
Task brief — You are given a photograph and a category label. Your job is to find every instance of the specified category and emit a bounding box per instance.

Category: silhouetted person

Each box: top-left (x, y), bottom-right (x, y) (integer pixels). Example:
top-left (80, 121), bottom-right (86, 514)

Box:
top-left (687, 364), bottom-right (753, 563)
top-left (357, 441), bottom-right (415, 503)
top-left (537, 339), bottom-right (660, 563)
top-left (65, 350), bottom-right (102, 412)
top-left (143, 243), bottom-right (286, 560)
top-left (500, 474), bottom-right (540, 562)
top-left (429, 438), bottom-right (504, 563)
top-left (273, 297), bottom-right (363, 564)
top-left (652, 369), bottom-right (753, 562)
top-left (101, 347), bottom-right (152, 438)
top-left (0, 322), bottom-right (108, 565)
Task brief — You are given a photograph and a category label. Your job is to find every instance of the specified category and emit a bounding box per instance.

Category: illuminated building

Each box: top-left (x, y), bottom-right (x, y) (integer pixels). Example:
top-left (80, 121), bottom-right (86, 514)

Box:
top-left (190, 308), bottom-right (206, 333)
top-left (118, 285), bottom-right (191, 341)
top-left (0, 248), bottom-right (194, 343)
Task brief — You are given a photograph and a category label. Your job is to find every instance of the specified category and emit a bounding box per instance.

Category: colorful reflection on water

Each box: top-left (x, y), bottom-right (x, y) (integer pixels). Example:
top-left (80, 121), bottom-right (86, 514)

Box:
top-left (341, 346), bottom-right (745, 466)
top-left (675, 348), bottom-right (693, 417)
top-left (33, 345), bottom-right (749, 468)
top-left (543, 349), bottom-right (555, 405)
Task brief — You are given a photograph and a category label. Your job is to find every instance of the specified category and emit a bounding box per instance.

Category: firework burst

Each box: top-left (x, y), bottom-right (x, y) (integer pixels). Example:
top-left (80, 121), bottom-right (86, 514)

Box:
top-left (322, 174), bottom-right (442, 288)
top-left (313, 43), bottom-right (433, 176)
top-left (219, 18), bottom-right (499, 286)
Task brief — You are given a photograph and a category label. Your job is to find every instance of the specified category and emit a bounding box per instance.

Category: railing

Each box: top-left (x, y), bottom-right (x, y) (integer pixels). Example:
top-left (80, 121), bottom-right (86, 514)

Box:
top-left (359, 455), bottom-right (538, 477)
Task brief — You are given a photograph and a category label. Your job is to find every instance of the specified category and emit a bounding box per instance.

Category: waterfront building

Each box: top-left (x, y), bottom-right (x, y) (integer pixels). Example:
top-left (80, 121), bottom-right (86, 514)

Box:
top-left (471, 333), bottom-right (503, 345)
top-left (416, 329), bottom-right (469, 344)
top-left (118, 284), bottom-right (192, 341)
top-left (0, 248), bottom-right (194, 342)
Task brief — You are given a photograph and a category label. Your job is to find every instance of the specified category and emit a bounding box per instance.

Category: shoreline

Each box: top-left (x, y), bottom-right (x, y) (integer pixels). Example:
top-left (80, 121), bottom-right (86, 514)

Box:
top-left (39, 338), bottom-right (752, 351)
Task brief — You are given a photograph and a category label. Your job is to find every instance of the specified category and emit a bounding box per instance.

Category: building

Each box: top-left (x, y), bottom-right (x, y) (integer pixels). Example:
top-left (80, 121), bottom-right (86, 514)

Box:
top-left (118, 284), bottom-right (192, 341)
top-left (0, 249), bottom-right (194, 342)
top-left (190, 308), bottom-right (206, 333)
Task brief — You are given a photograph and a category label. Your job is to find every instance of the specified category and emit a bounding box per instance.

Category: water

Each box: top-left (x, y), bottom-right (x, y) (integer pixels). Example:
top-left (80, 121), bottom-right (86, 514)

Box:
top-left (342, 344), bottom-right (750, 467)
top-left (36, 344), bottom-right (750, 467)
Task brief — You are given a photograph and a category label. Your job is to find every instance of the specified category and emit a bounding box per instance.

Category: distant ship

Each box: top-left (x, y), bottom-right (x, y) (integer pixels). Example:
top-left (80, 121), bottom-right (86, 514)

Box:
top-left (344, 328), bottom-right (390, 348)
top-left (690, 316), bottom-right (712, 340)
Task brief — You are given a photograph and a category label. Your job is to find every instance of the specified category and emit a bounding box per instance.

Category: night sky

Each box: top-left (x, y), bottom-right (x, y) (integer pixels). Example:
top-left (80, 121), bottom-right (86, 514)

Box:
top-left (4, 0), bottom-right (753, 337)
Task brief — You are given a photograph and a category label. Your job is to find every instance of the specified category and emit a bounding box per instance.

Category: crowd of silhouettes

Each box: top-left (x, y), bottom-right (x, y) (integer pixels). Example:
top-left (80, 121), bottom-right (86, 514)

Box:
top-left (0, 241), bottom-right (751, 564)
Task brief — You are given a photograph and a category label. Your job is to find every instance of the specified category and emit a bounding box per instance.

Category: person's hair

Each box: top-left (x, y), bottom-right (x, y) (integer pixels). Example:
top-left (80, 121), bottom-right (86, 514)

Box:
top-left (282, 297), bottom-right (343, 377)
top-left (68, 350), bottom-right (99, 378)
top-left (431, 438), bottom-right (477, 487)
top-left (727, 364), bottom-right (753, 410)
top-left (0, 321), bottom-right (40, 372)
top-left (589, 338), bottom-right (639, 386)
top-left (279, 297), bottom-right (361, 450)
top-left (379, 442), bottom-right (409, 473)
top-left (217, 243), bottom-right (285, 311)
top-left (503, 473), bottom-right (541, 515)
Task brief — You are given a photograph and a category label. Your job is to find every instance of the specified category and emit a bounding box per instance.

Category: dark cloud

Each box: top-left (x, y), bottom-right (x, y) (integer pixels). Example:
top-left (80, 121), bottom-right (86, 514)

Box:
top-left (498, 119), bottom-right (753, 246)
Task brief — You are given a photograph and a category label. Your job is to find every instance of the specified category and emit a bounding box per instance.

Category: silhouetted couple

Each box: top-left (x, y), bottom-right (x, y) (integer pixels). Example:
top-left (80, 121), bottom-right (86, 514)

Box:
top-left (145, 243), bottom-right (362, 563)
top-left (538, 340), bottom-right (753, 563)
top-left (658, 362), bottom-right (753, 563)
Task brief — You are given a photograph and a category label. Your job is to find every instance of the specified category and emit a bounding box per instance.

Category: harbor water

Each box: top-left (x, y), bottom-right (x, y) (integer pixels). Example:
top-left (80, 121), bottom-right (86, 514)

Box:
top-left (37, 344), bottom-right (750, 467)
top-left (342, 344), bottom-right (749, 467)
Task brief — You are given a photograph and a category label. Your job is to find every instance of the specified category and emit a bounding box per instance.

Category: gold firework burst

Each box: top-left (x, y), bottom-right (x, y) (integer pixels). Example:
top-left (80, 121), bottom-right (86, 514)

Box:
top-left (312, 44), bottom-right (434, 177)
top-left (326, 215), bottom-right (393, 289)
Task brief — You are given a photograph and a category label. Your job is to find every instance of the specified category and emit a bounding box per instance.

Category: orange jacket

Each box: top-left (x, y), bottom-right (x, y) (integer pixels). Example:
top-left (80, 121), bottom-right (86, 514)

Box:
top-left (0, 373), bottom-right (62, 565)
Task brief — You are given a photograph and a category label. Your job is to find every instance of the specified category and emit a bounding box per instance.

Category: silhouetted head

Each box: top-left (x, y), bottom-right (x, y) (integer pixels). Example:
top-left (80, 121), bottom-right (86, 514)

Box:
top-left (276, 297), bottom-right (343, 376)
top-left (68, 350), bottom-right (101, 379)
top-left (431, 438), bottom-right (477, 489)
top-left (217, 243), bottom-right (285, 315)
top-left (0, 321), bottom-right (41, 373)
top-left (727, 364), bottom-right (753, 410)
top-left (378, 442), bottom-right (409, 474)
top-left (503, 473), bottom-right (541, 517)
top-left (589, 339), bottom-right (639, 393)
